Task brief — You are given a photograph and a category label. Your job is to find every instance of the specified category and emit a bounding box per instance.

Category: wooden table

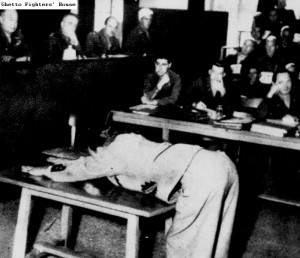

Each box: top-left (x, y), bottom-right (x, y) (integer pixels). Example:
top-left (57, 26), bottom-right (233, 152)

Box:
top-left (0, 168), bottom-right (174, 258)
top-left (111, 111), bottom-right (300, 150)
top-left (111, 110), bottom-right (300, 207)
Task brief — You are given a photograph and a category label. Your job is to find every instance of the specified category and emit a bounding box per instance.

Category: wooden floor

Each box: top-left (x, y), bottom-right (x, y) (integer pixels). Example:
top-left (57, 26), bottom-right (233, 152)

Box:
top-left (1, 184), bottom-right (300, 258)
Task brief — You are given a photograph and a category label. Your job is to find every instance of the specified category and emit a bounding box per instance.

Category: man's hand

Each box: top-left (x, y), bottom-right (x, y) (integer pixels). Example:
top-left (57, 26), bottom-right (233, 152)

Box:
top-left (157, 73), bottom-right (170, 90)
top-left (15, 56), bottom-right (31, 62)
top-left (1, 55), bottom-right (14, 62)
top-left (286, 63), bottom-right (296, 73)
top-left (65, 31), bottom-right (79, 46)
top-left (141, 95), bottom-right (158, 105)
top-left (282, 114), bottom-right (299, 125)
top-left (267, 83), bottom-right (279, 99)
top-left (193, 101), bottom-right (207, 110)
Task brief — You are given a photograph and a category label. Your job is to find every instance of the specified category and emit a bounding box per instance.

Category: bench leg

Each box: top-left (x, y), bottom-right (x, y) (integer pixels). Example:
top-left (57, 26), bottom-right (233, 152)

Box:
top-left (126, 215), bottom-right (140, 258)
top-left (12, 188), bottom-right (32, 258)
top-left (61, 204), bottom-right (73, 247)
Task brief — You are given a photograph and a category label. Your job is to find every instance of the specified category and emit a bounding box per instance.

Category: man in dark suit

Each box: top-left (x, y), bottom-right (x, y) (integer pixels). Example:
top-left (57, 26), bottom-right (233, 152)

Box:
top-left (141, 53), bottom-right (182, 106)
top-left (85, 16), bottom-right (121, 58)
top-left (124, 7), bottom-right (155, 56)
top-left (0, 9), bottom-right (30, 63)
top-left (46, 13), bottom-right (83, 61)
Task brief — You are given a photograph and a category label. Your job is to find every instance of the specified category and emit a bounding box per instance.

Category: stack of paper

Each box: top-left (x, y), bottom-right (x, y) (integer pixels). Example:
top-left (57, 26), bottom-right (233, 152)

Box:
top-left (129, 104), bottom-right (158, 115)
top-left (250, 121), bottom-right (297, 137)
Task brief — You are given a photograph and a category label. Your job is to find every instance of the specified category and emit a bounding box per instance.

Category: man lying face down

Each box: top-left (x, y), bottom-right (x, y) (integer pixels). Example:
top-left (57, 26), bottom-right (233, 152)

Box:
top-left (23, 133), bottom-right (239, 258)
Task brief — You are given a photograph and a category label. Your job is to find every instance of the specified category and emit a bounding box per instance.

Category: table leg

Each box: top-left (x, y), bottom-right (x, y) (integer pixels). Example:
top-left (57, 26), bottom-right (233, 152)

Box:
top-left (61, 204), bottom-right (73, 247)
top-left (125, 215), bottom-right (140, 258)
top-left (162, 128), bottom-right (170, 142)
top-left (12, 188), bottom-right (32, 258)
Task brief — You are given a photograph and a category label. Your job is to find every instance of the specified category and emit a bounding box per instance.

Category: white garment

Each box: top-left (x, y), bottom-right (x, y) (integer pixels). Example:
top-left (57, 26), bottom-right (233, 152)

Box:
top-left (24, 133), bottom-right (239, 258)
top-left (166, 149), bottom-right (239, 258)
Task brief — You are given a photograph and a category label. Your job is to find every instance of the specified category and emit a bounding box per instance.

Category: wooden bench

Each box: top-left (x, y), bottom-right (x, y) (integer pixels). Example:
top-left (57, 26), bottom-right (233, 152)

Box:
top-left (0, 167), bottom-right (175, 258)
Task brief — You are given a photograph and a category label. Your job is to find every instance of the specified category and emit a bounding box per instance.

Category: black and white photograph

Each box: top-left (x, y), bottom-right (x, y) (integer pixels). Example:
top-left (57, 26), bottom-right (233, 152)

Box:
top-left (1, 0), bottom-right (300, 257)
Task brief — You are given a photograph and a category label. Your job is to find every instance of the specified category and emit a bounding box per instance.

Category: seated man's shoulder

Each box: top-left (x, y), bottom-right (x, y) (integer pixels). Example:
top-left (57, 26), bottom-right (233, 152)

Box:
top-left (169, 70), bottom-right (181, 80)
top-left (88, 31), bottom-right (99, 37)
top-left (145, 72), bottom-right (156, 80)
top-left (48, 31), bottom-right (61, 41)
top-left (130, 26), bottom-right (144, 36)
top-left (192, 75), bottom-right (206, 86)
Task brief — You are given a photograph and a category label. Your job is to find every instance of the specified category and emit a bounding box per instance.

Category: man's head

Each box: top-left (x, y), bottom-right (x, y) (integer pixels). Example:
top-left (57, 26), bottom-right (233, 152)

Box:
top-left (154, 55), bottom-right (172, 77)
top-left (274, 70), bottom-right (292, 96)
top-left (241, 39), bottom-right (255, 56)
top-left (209, 62), bottom-right (225, 83)
top-left (209, 62), bottom-right (226, 96)
top-left (281, 25), bottom-right (292, 42)
top-left (277, 0), bottom-right (286, 9)
top-left (265, 35), bottom-right (277, 57)
top-left (104, 16), bottom-right (118, 37)
top-left (268, 9), bottom-right (279, 23)
top-left (61, 13), bottom-right (79, 37)
top-left (251, 25), bottom-right (263, 43)
top-left (0, 10), bottom-right (18, 35)
top-left (248, 68), bottom-right (258, 85)
top-left (138, 8), bottom-right (153, 30)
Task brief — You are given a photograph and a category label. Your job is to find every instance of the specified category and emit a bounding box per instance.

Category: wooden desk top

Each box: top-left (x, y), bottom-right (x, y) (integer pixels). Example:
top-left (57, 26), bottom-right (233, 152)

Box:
top-left (0, 168), bottom-right (174, 218)
top-left (112, 110), bottom-right (300, 151)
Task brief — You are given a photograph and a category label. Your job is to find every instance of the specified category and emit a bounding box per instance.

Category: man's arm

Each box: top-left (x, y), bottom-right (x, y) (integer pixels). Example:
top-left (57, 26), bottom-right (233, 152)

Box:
top-left (155, 74), bottom-right (182, 106)
top-left (85, 32), bottom-right (99, 57)
top-left (143, 74), bottom-right (160, 100)
top-left (22, 147), bottom-right (122, 182)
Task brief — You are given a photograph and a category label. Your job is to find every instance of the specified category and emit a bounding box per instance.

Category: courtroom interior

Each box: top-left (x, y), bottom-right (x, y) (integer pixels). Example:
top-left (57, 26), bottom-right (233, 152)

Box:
top-left (1, 0), bottom-right (300, 257)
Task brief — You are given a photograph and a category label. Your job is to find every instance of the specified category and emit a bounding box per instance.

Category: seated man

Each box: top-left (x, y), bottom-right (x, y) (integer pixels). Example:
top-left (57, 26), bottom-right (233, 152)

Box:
top-left (24, 132), bottom-right (239, 258)
top-left (254, 35), bottom-right (286, 97)
top-left (85, 16), bottom-right (121, 58)
top-left (257, 69), bottom-right (300, 122)
top-left (124, 8), bottom-right (155, 56)
top-left (141, 54), bottom-right (182, 106)
top-left (46, 13), bottom-right (83, 61)
top-left (0, 9), bottom-right (30, 63)
top-left (181, 61), bottom-right (239, 117)
top-left (275, 0), bottom-right (296, 31)
top-left (224, 39), bottom-right (256, 98)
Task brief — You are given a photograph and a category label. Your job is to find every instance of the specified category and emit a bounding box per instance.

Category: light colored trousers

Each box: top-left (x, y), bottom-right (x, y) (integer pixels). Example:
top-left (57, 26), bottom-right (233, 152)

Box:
top-left (166, 150), bottom-right (239, 258)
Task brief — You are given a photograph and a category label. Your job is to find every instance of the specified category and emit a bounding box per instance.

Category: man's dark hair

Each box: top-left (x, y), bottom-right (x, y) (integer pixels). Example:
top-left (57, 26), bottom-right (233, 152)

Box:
top-left (153, 52), bottom-right (173, 64)
top-left (210, 59), bottom-right (224, 69)
top-left (272, 67), bottom-right (290, 82)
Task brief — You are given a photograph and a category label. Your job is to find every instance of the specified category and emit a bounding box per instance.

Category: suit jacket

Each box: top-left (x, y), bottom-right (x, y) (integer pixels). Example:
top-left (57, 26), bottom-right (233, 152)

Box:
top-left (85, 29), bottom-right (121, 57)
top-left (180, 76), bottom-right (239, 114)
top-left (124, 24), bottom-right (154, 56)
top-left (143, 70), bottom-right (182, 105)
top-left (47, 30), bottom-right (82, 61)
top-left (257, 93), bottom-right (300, 120)
top-left (0, 28), bottom-right (30, 61)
